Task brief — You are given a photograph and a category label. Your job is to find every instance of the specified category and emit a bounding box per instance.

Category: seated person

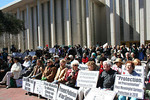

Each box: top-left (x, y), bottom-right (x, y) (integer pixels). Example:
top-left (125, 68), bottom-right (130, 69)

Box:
top-left (41, 59), bottom-right (57, 82)
top-left (21, 56), bottom-right (31, 73)
top-left (78, 61), bottom-right (97, 100)
top-left (65, 60), bottom-right (80, 88)
top-left (28, 59), bottom-right (44, 79)
top-left (53, 59), bottom-right (68, 84)
top-left (118, 61), bottom-right (140, 100)
top-left (0, 57), bottom-right (22, 89)
top-left (97, 60), bottom-right (117, 90)
top-left (82, 53), bottom-right (89, 64)
top-left (0, 58), bottom-right (9, 81)
top-left (112, 58), bottom-right (123, 74)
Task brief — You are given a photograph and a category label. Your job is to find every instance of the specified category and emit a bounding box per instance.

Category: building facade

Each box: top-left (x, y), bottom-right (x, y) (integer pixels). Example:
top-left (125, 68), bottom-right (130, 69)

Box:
top-left (0, 0), bottom-right (149, 52)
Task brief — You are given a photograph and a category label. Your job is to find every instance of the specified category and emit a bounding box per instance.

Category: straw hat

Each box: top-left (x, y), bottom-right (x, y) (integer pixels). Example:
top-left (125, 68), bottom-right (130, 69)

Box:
top-left (114, 58), bottom-right (123, 64)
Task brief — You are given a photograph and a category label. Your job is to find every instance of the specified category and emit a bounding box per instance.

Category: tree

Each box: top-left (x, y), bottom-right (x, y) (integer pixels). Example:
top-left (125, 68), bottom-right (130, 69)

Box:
top-left (0, 10), bottom-right (25, 35)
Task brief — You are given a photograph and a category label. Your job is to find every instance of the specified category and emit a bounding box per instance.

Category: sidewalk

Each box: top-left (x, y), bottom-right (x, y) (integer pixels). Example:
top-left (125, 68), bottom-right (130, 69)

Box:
top-left (0, 85), bottom-right (45, 100)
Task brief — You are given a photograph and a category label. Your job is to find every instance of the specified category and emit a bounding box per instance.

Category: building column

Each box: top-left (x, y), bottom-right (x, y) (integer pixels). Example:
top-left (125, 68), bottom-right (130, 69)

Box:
top-left (146, 0), bottom-right (150, 41)
top-left (44, 2), bottom-right (50, 47)
top-left (109, 0), bottom-right (116, 46)
top-left (20, 11), bottom-right (25, 51)
top-left (37, 0), bottom-right (43, 47)
top-left (66, 0), bottom-right (72, 46)
top-left (114, 0), bottom-right (120, 45)
top-left (17, 8), bottom-right (21, 50)
top-left (86, 0), bottom-right (92, 48)
top-left (33, 6), bottom-right (38, 49)
top-left (26, 5), bottom-right (33, 50)
top-left (50, 0), bottom-right (56, 47)
top-left (105, 0), bottom-right (111, 44)
top-left (122, 0), bottom-right (130, 41)
top-left (139, 0), bottom-right (145, 45)
top-left (81, 0), bottom-right (87, 46)
top-left (56, 0), bottom-right (63, 45)
top-left (76, 0), bottom-right (82, 45)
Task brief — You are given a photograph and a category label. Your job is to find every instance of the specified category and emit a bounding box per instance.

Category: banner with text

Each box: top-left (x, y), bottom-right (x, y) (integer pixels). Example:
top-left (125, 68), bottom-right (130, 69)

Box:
top-left (114, 74), bottom-right (144, 99)
top-left (78, 64), bottom-right (88, 70)
top-left (42, 81), bottom-right (58, 100)
top-left (57, 84), bottom-right (78, 100)
top-left (33, 80), bottom-right (44, 95)
top-left (84, 88), bottom-right (116, 100)
top-left (22, 77), bottom-right (35, 93)
top-left (122, 65), bottom-right (145, 77)
top-left (77, 71), bottom-right (99, 88)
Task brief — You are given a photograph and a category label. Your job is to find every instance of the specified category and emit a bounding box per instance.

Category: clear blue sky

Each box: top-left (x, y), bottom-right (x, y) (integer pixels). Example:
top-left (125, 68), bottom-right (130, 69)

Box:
top-left (0, 0), bottom-right (15, 8)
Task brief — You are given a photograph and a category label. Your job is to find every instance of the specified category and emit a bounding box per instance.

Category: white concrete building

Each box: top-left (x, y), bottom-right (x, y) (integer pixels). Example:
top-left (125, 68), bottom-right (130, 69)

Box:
top-left (0, 0), bottom-right (149, 51)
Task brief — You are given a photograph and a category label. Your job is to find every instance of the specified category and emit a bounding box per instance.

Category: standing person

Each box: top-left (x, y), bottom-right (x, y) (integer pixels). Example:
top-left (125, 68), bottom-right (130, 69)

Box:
top-left (0, 57), bottom-right (22, 89)
top-left (118, 61), bottom-right (140, 100)
top-left (41, 59), bottom-right (57, 82)
top-left (54, 55), bottom-right (60, 69)
top-left (53, 59), bottom-right (68, 84)
top-left (65, 60), bottom-right (80, 88)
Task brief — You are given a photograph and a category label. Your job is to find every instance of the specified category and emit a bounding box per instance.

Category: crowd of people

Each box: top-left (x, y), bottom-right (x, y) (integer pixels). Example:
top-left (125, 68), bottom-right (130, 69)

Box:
top-left (0, 43), bottom-right (150, 100)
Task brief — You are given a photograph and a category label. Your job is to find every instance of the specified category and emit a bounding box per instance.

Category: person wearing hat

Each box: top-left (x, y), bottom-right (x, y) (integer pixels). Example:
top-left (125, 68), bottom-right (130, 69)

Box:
top-left (112, 58), bottom-right (123, 74)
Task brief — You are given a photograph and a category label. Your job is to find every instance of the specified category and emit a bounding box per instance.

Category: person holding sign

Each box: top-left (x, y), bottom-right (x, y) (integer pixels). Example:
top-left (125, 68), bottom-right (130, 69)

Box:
top-left (65, 60), bottom-right (80, 88)
top-left (118, 61), bottom-right (140, 100)
top-left (28, 59), bottom-right (44, 79)
top-left (78, 61), bottom-right (98, 100)
top-left (53, 59), bottom-right (68, 84)
top-left (97, 60), bottom-right (117, 90)
top-left (41, 59), bottom-right (57, 82)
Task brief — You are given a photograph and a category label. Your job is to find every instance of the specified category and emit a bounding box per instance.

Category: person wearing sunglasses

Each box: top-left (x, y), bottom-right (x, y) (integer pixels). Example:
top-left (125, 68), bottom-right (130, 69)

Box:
top-left (41, 59), bottom-right (57, 82)
top-left (65, 60), bottom-right (80, 88)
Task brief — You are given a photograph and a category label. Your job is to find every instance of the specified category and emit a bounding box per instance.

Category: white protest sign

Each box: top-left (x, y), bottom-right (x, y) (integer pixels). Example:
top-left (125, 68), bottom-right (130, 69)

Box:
top-left (33, 80), bottom-right (44, 95)
top-left (29, 51), bottom-right (36, 57)
top-left (78, 64), bottom-right (88, 70)
top-left (84, 88), bottom-right (116, 100)
top-left (56, 84), bottom-right (78, 100)
top-left (22, 77), bottom-right (28, 90)
top-left (12, 52), bottom-right (22, 58)
top-left (77, 70), bottom-right (99, 88)
top-left (22, 77), bottom-right (35, 93)
top-left (49, 48), bottom-right (55, 53)
top-left (114, 74), bottom-right (144, 99)
top-left (43, 81), bottom-right (58, 100)
top-left (122, 65), bottom-right (144, 77)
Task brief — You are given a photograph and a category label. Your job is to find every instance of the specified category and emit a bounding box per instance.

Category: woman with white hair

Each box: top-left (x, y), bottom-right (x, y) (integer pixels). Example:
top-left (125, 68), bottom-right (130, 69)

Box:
top-left (65, 60), bottom-right (80, 88)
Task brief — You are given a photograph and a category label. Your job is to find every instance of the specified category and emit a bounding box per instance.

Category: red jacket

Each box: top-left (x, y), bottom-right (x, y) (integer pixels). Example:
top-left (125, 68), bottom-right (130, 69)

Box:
top-left (82, 57), bottom-right (89, 64)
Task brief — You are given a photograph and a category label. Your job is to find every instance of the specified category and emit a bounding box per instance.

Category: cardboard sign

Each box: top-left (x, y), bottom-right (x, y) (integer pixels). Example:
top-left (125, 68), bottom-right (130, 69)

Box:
top-left (84, 88), bottom-right (116, 100)
top-left (57, 84), bottom-right (78, 100)
top-left (77, 70), bottom-right (99, 88)
top-left (78, 64), bottom-right (88, 70)
top-left (42, 82), bottom-right (58, 100)
top-left (114, 74), bottom-right (144, 99)
top-left (122, 65), bottom-right (145, 77)
top-left (22, 77), bottom-right (35, 93)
